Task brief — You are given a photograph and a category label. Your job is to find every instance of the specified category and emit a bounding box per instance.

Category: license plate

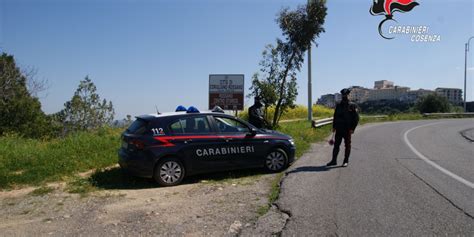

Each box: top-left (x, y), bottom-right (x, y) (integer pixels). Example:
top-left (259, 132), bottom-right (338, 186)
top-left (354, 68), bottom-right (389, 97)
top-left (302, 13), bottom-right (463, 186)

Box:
top-left (122, 141), bottom-right (128, 149)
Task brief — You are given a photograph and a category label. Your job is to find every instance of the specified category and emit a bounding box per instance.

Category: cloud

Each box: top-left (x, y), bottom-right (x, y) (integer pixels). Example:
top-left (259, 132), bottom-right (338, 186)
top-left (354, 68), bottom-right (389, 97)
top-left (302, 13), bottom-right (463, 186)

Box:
top-left (469, 67), bottom-right (474, 71)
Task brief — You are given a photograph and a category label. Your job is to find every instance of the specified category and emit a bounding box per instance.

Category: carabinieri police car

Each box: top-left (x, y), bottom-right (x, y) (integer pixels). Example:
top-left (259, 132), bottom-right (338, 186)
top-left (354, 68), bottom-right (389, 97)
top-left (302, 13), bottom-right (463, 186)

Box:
top-left (119, 106), bottom-right (296, 186)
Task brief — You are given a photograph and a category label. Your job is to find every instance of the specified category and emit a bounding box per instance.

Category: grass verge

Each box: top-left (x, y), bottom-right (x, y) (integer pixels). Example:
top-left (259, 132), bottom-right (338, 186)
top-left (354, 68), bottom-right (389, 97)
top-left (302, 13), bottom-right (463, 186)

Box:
top-left (66, 177), bottom-right (98, 197)
top-left (257, 172), bottom-right (284, 216)
top-left (29, 186), bottom-right (56, 196)
top-left (0, 127), bottom-right (122, 189)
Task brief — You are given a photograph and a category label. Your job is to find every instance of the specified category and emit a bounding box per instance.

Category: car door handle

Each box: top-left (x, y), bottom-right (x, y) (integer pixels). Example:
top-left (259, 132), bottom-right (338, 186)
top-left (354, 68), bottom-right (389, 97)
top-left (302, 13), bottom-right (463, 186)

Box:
top-left (225, 139), bottom-right (232, 142)
top-left (184, 139), bottom-right (193, 144)
top-left (263, 140), bottom-right (269, 143)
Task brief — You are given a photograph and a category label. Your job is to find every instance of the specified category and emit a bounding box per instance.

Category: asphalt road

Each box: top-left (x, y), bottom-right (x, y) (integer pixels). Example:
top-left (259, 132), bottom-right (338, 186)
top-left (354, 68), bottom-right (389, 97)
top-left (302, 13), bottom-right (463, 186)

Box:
top-left (278, 119), bottom-right (474, 236)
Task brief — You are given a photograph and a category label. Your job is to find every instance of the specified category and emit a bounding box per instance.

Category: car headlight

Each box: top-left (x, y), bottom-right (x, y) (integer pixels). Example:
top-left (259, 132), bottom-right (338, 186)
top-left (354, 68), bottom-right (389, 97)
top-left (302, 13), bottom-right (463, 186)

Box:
top-left (289, 139), bottom-right (295, 146)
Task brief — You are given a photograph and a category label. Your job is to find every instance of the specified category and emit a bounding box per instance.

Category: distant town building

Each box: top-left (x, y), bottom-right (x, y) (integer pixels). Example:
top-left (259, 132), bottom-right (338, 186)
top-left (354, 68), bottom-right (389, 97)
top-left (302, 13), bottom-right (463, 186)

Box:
top-left (367, 86), bottom-right (410, 101)
top-left (317, 94), bottom-right (337, 108)
top-left (317, 81), bottom-right (461, 107)
top-left (435, 88), bottom-right (463, 105)
top-left (317, 93), bottom-right (343, 108)
top-left (348, 86), bottom-right (370, 103)
top-left (374, 80), bottom-right (394, 89)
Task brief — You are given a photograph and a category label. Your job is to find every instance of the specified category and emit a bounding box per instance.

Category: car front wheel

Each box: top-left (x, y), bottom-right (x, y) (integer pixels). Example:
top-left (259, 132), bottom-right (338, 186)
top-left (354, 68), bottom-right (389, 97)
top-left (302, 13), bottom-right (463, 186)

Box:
top-left (154, 158), bottom-right (185, 186)
top-left (264, 148), bottom-right (288, 172)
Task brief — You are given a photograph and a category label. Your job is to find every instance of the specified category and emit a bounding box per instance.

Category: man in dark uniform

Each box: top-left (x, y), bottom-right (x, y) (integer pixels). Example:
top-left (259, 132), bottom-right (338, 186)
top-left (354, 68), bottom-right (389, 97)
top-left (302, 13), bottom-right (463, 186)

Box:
top-left (327, 88), bottom-right (359, 167)
top-left (248, 96), bottom-right (266, 128)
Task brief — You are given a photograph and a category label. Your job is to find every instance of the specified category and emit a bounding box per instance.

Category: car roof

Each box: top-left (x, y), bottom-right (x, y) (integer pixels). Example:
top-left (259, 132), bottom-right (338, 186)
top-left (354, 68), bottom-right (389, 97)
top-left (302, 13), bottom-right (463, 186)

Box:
top-left (136, 111), bottom-right (234, 121)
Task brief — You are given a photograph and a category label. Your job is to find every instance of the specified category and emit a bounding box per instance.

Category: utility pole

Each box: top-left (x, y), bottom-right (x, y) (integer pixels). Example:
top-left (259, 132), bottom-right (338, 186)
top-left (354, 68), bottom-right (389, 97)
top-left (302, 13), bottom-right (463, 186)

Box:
top-left (307, 0), bottom-right (314, 122)
top-left (464, 37), bottom-right (474, 112)
top-left (308, 43), bottom-right (312, 121)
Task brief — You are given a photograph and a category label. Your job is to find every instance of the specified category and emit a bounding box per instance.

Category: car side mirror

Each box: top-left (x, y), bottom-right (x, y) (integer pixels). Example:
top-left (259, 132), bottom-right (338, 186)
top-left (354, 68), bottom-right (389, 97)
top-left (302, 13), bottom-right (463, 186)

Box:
top-left (247, 127), bottom-right (258, 137)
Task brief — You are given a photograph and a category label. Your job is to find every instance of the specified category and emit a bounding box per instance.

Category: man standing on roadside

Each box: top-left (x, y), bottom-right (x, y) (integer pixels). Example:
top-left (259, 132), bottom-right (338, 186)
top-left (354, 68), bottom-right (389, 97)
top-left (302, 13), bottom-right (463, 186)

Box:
top-left (248, 96), bottom-right (266, 129)
top-left (327, 88), bottom-right (359, 167)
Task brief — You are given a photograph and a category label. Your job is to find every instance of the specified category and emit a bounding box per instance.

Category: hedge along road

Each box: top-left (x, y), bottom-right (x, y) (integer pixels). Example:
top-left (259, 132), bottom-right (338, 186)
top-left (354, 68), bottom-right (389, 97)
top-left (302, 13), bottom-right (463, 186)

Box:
top-left (245, 119), bottom-right (474, 236)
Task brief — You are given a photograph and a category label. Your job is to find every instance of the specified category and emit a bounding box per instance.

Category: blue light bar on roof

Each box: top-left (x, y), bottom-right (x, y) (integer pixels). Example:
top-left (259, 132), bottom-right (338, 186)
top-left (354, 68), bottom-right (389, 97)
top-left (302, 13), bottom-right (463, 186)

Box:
top-left (186, 106), bottom-right (200, 113)
top-left (175, 105), bottom-right (187, 112)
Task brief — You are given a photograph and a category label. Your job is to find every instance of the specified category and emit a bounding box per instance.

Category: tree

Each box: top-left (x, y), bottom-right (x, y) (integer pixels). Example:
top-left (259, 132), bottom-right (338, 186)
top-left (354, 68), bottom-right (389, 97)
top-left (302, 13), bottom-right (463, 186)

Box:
top-left (415, 94), bottom-right (451, 113)
top-left (23, 66), bottom-right (50, 98)
top-left (249, 2), bottom-right (327, 128)
top-left (249, 45), bottom-right (297, 126)
top-left (0, 53), bottom-right (53, 138)
top-left (59, 76), bottom-right (115, 132)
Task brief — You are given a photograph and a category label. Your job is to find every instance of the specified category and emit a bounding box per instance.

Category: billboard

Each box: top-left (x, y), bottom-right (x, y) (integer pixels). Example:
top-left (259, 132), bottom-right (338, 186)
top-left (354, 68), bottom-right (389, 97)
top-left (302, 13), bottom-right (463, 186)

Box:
top-left (209, 74), bottom-right (244, 110)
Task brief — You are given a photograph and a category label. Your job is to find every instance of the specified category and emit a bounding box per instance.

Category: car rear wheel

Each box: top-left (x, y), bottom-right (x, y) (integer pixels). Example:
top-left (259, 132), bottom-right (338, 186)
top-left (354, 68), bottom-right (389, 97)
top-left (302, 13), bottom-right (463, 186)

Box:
top-left (264, 148), bottom-right (288, 172)
top-left (154, 158), bottom-right (185, 186)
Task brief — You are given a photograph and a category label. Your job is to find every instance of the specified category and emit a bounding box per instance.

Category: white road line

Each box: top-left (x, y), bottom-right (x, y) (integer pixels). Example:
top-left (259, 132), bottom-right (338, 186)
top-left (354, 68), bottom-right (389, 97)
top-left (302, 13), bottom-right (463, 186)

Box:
top-left (403, 122), bottom-right (474, 189)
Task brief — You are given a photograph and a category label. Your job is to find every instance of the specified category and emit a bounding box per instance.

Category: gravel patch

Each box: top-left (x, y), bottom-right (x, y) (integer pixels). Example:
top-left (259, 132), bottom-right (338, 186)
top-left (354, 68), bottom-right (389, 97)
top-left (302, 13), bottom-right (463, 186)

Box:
top-left (0, 173), bottom-right (275, 236)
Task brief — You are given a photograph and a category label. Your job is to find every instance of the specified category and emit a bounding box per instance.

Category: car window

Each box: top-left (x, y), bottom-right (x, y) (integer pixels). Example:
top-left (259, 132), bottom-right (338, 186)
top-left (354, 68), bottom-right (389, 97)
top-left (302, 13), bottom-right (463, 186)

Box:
top-left (169, 120), bottom-right (185, 134)
top-left (214, 117), bottom-right (249, 133)
top-left (126, 119), bottom-right (148, 135)
top-left (169, 117), bottom-right (211, 134)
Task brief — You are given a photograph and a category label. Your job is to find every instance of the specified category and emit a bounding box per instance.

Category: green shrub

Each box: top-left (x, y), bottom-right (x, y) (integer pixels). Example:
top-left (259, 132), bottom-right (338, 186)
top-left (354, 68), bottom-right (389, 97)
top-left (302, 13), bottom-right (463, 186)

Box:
top-left (415, 94), bottom-right (451, 113)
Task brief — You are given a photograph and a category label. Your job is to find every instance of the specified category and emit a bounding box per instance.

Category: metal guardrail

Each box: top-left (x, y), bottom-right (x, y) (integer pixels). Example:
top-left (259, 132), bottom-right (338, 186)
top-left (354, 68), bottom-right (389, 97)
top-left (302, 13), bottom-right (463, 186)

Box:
top-left (311, 113), bottom-right (473, 128)
top-left (311, 115), bottom-right (388, 128)
top-left (361, 115), bottom-right (388, 119)
top-left (312, 117), bottom-right (333, 128)
top-left (423, 113), bottom-right (474, 117)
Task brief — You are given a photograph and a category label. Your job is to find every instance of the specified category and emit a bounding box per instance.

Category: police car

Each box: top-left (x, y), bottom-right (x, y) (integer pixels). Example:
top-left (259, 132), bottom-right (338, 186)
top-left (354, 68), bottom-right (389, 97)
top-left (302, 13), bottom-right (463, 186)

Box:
top-left (118, 106), bottom-right (296, 186)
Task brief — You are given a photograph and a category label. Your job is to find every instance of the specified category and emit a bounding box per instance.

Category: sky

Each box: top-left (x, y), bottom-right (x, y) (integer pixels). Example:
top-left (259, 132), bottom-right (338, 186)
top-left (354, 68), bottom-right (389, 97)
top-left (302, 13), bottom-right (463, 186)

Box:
top-left (1, 0), bottom-right (473, 119)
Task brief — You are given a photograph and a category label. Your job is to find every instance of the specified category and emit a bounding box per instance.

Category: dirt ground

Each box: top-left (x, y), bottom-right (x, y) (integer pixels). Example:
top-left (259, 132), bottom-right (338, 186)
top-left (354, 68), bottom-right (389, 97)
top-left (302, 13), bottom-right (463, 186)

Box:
top-left (0, 170), bottom-right (275, 236)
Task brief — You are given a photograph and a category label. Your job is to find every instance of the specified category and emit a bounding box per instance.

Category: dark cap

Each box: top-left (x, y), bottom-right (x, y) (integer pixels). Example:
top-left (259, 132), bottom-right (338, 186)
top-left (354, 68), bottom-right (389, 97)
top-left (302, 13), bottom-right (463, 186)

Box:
top-left (340, 88), bottom-right (351, 96)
